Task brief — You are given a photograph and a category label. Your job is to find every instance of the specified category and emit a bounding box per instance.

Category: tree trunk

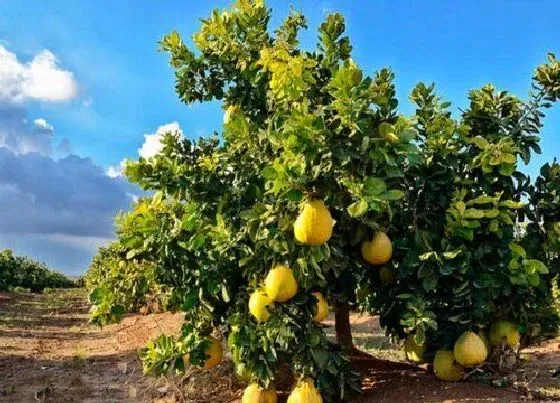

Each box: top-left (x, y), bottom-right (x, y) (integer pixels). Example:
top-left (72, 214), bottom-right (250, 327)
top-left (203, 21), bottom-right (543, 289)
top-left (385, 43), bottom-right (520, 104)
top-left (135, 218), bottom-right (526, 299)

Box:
top-left (334, 301), bottom-right (354, 351)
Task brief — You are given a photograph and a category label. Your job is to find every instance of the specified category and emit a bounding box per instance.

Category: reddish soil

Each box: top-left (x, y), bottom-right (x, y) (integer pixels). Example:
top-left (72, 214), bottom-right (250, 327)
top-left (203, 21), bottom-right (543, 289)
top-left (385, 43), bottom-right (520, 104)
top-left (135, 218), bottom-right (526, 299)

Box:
top-left (1, 289), bottom-right (559, 402)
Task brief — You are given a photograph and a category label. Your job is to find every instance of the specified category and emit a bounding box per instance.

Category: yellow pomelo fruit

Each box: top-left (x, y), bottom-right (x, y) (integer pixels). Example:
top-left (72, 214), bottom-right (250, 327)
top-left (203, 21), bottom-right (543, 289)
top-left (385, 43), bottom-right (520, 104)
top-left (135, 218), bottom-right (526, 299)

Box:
top-left (249, 290), bottom-right (273, 322)
top-left (489, 321), bottom-right (520, 347)
top-left (480, 332), bottom-right (491, 353)
top-left (361, 232), bottom-right (393, 265)
top-left (433, 350), bottom-right (465, 382)
top-left (202, 337), bottom-right (223, 369)
top-left (385, 132), bottom-right (399, 143)
top-left (311, 292), bottom-right (329, 323)
top-left (287, 379), bottom-right (322, 403)
top-left (242, 383), bottom-right (277, 403)
top-left (404, 334), bottom-right (426, 363)
top-left (379, 266), bottom-right (397, 285)
top-left (265, 266), bottom-right (298, 302)
top-left (453, 331), bottom-right (488, 367)
top-left (293, 200), bottom-right (334, 245)
top-left (183, 337), bottom-right (223, 370)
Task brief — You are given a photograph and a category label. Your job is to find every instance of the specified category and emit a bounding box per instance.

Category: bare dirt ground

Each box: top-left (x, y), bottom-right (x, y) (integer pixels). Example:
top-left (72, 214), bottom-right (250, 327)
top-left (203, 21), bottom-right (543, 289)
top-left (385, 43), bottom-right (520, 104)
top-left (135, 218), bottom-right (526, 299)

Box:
top-left (1, 289), bottom-right (559, 402)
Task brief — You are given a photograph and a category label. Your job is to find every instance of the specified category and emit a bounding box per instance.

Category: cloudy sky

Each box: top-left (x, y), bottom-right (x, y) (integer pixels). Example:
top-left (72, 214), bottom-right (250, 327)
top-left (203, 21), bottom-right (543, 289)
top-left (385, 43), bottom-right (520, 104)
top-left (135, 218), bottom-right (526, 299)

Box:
top-left (0, 0), bottom-right (559, 275)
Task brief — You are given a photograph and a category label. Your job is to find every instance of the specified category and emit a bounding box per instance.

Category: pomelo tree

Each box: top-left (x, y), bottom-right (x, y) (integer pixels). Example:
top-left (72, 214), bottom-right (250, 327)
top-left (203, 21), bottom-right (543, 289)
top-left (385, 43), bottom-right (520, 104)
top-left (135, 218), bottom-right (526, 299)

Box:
top-left (85, 0), bottom-right (560, 399)
top-left (123, 0), bottom-right (414, 399)
top-left (359, 53), bottom-right (560, 371)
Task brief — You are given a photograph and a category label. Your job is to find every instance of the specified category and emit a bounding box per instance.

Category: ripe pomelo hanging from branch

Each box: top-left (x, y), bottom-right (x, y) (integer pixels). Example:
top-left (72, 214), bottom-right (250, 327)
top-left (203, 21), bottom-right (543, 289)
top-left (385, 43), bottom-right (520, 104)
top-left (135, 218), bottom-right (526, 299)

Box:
top-left (265, 266), bottom-right (298, 302)
top-left (489, 321), bottom-right (521, 347)
top-left (183, 337), bottom-right (223, 370)
top-left (249, 290), bottom-right (273, 322)
top-left (404, 334), bottom-right (426, 363)
top-left (293, 200), bottom-right (334, 245)
top-left (433, 350), bottom-right (465, 382)
top-left (287, 379), bottom-right (323, 403)
top-left (311, 292), bottom-right (330, 323)
top-left (242, 383), bottom-right (277, 403)
top-left (453, 331), bottom-right (488, 368)
top-left (361, 231), bottom-right (393, 265)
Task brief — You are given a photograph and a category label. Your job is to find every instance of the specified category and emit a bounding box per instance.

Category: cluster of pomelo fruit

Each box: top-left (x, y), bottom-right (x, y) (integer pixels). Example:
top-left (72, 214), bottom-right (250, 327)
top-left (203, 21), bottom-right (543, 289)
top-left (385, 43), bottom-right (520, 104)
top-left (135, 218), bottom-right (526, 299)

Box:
top-left (241, 378), bottom-right (322, 403)
top-left (241, 199), bottom-right (394, 401)
top-left (185, 198), bottom-right (394, 401)
top-left (404, 321), bottom-right (521, 382)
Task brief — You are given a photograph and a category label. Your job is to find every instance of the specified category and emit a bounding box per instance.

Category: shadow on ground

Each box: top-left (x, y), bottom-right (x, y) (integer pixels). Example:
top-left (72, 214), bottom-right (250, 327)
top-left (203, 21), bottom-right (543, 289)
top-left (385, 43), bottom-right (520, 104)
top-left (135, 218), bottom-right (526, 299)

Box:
top-left (2, 290), bottom-right (560, 402)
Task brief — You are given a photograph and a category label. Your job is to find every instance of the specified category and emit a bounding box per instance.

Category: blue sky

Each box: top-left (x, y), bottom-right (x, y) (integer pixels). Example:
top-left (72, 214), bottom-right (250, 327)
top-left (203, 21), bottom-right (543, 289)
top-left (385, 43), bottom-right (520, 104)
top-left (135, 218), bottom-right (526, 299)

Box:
top-left (0, 0), bottom-right (559, 274)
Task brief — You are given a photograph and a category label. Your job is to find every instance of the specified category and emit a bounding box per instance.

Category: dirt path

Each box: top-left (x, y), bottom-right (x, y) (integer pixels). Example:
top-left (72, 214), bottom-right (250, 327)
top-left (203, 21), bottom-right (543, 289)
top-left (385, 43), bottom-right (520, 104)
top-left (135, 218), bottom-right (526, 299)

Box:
top-left (1, 289), bottom-right (559, 402)
top-left (0, 289), bottom-right (182, 402)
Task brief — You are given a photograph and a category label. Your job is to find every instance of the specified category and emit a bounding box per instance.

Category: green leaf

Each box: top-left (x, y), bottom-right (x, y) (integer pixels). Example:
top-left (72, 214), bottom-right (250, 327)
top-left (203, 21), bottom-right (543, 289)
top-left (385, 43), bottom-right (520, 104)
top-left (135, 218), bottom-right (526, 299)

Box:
top-left (221, 284), bottom-right (230, 302)
top-left (525, 259), bottom-right (548, 275)
top-left (379, 190), bottom-right (405, 200)
top-left (311, 348), bottom-right (330, 368)
top-left (500, 200), bottom-right (525, 209)
top-left (363, 177), bottom-right (387, 196)
top-left (466, 195), bottom-right (495, 205)
top-left (464, 209), bottom-right (484, 219)
top-left (347, 199), bottom-right (369, 217)
top-left (483, 209), bottom-right (500, 219)
top-left (472, 137), bottom-right (489, 149)
top-left (285, 189), bottom-right (303, 202)
top-left (378, 122), bottom-right (394, 138)
top-left (439, 263), bottom-right (454, 275)
top-left (419, 251), bottom-right (438, 261)
top-left (527, 273), bottom-right (540, 287)
top-left (399, 128), bottom-right (418, 142)
top-left (88, 287), bottom-right (106, 305)
top-left (417, 263), bottom-right (432, 278)
top-left (498, 163), bottom-right (515, 176)
top-left (509, 243), bottom-right (526, 258)
top-left (502, 153), bottom-right (517, 164)
top-left (422, 274), bottom-right (438, 291)
top-left (442, 250), bottom-right (461, 259)
top-left (261, 166), bottom-right (277, 180)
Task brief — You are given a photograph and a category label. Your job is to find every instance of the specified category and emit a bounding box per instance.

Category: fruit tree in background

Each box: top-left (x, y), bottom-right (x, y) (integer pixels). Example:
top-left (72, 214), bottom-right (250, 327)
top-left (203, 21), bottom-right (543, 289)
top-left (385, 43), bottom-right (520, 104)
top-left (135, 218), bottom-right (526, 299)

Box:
top-left (361, 54), bottom-right (560, 366)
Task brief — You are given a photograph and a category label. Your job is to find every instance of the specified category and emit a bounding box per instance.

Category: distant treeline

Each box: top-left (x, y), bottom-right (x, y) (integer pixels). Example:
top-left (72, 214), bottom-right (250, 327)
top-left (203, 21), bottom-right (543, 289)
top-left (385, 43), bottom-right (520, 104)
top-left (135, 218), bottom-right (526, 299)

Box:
top-left (0, 249), bottom-right (74, 293)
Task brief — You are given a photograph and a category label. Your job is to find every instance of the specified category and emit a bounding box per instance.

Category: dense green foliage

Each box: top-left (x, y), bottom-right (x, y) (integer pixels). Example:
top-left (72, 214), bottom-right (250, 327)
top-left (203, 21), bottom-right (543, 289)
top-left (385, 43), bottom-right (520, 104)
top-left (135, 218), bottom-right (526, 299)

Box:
top-left (85, 1), bottom-right (560, 400)
top-left (86, 240), bottom-right (165, 326)
top-left (522, 160), bottom-right (560, 338)
top-left (360, 55), bottom-right (560, 352)
top-left (0, 249), bottom-right (74, 293)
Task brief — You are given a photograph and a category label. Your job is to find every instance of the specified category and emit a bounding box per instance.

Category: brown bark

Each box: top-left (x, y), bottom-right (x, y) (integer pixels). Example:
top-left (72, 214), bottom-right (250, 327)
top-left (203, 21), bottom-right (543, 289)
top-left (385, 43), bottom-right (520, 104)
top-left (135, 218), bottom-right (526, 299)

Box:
top-left (334, 301), bottom-right (354, 351)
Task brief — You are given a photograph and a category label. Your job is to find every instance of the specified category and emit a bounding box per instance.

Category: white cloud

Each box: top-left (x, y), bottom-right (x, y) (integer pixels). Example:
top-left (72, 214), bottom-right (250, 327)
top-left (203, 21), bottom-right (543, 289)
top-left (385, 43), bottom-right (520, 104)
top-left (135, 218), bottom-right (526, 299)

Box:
top-left (106, 122), bottom-right (183, 178)
top-left (0, 45), bottom-right (78, 104)
top-left (106, 158), bottom-right (129, 178)
top-left (139, 121), bottom-right (182, 159)
top-left (33, 117), bottom-right (53, 131)
top-left (106, 165), bottom-right (121, 178)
